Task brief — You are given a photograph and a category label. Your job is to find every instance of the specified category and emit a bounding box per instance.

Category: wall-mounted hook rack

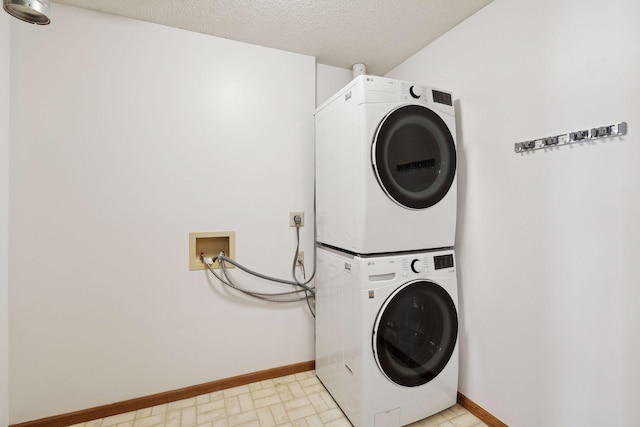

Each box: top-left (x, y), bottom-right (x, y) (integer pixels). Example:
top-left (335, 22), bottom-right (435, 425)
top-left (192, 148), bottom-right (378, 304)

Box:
top-left (514, 122), bottom-right (627, 153)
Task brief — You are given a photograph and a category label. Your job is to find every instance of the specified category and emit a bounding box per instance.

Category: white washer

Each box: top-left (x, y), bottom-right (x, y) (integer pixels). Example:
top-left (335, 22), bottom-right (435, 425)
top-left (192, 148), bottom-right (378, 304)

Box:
top-left (315, 75), bottom-right (457, 255)
top-left (316, 246), bottom-right (459, 427)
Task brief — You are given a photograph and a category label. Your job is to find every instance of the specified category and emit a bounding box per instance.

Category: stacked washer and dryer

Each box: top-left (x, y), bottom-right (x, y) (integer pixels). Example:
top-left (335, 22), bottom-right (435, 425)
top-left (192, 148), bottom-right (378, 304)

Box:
top-left (314, 75), bottom-right (459, 427)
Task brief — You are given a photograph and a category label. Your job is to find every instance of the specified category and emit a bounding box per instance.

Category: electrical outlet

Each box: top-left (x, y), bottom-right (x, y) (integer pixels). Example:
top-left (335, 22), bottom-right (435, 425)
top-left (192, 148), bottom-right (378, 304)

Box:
top-left (289, 211), bottom-right (304, 227)
top-left (296, 251), bottom-right (304, 265)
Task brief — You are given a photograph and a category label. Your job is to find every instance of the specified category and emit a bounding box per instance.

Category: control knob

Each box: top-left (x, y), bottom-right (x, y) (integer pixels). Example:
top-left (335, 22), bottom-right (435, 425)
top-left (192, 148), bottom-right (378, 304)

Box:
top-left (409, 86), bottom-right (422, 99)
top-left (410, 259), bottom-right (424, 273)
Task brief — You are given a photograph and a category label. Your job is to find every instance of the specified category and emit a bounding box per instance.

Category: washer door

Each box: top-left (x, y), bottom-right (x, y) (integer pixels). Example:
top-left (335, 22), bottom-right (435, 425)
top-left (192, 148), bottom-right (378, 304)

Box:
top-left (373, 280), bottom-right (458, 387)
top-left (372, 104), bottom-right (456, 209)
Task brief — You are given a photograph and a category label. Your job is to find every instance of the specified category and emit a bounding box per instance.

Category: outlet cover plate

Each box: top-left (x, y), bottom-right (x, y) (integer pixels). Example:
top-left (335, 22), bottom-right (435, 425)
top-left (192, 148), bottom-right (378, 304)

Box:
top-left (289, 212), bottom-right (304, 227)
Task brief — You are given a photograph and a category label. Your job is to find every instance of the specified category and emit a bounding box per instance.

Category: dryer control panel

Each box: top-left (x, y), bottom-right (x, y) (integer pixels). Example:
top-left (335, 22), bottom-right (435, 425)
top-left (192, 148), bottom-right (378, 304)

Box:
top-left (408, 85), bottom-right (453, 107)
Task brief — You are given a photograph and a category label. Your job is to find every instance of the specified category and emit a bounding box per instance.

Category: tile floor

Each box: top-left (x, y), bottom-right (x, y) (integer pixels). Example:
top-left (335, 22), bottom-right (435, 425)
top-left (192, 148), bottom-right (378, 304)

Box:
top-left (68, 371), bottom-right (487, 427)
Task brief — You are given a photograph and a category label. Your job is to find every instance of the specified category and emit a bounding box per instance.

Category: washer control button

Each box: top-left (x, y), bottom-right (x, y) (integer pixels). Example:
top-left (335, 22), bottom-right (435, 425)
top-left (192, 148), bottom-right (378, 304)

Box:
top-left (410, 259), bottom-right (423, 273)
top-left (409, 86), bottom-right (422, 99)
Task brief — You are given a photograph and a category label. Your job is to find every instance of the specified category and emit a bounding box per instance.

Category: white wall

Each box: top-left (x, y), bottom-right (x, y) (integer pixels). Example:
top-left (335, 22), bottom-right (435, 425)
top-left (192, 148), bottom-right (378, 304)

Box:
top-left (315, 64), bottom-right (352, 107)
top-left (9, 5), bottom-right (315, 423)
top-left (1, 10), bottom-right (10, 427)
top-left (387, 0), bottom-right (640, 426)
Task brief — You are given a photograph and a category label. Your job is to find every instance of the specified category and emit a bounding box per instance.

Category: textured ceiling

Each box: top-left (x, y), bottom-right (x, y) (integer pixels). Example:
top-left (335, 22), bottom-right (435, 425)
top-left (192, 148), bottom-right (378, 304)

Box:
top-left (50, 0), bottom-right (493, 75)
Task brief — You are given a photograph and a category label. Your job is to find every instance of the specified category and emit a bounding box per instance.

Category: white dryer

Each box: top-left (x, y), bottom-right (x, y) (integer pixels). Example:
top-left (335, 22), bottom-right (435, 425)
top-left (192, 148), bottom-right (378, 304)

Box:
top-left (315, 75), bottom-right (457, 255)
top-left (316, 245), bottom-right (459, 427)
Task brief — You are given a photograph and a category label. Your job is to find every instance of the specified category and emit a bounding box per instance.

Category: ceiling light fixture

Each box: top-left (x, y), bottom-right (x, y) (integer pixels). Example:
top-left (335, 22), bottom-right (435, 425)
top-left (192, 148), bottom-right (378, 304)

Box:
top-left (3, 0), bottom-right (50, 25)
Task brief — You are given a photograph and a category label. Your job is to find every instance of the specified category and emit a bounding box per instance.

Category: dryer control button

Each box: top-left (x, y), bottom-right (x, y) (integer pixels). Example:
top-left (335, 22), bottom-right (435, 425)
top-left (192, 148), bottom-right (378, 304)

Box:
top-left (410, 259), bottom-right (423, 273)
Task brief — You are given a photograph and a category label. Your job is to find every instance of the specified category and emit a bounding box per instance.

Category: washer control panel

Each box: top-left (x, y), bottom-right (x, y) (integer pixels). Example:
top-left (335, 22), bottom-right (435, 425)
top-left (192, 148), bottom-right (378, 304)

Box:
top-left (400, 253), bottom-right (455, 274)
top-left (363, 249), bottom-right (456, 280)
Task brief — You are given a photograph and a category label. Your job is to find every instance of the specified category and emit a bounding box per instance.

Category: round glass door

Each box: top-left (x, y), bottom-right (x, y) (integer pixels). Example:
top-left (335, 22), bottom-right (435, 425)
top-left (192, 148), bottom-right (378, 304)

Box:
top-left (373, 280), bottom-right (458, 387)
top-left (372, 105), bottom-right (456, 209)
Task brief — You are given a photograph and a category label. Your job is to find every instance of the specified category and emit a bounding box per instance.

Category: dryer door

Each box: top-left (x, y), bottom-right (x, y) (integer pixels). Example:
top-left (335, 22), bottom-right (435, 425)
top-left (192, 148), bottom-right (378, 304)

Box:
top-left (372, 105), bottom-right (456, 209)
top-left (373, 280), bottom-right (458, 387)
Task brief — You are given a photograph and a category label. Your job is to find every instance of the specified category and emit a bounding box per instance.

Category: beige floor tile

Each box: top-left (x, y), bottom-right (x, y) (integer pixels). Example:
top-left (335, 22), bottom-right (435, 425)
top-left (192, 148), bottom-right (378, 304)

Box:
top-left (251, 385), bottom-right (278, 400)
top-left (152, 405), bottom-right (168, 416)
top-left (73, 370), bottom-right (476, 427)
top-left (136, 408), bottom-right (153, 419)
top-left (323, 419), bottom-right (351, 427)
top-left (318, 408), bottom-right (345, 423)
top-left (302, 414), bottom-right (325, 427)
top-left (165, 410), bottom-right (181, 427)
top-left (195, 394), bottom-right (210, 405)
top-left (283, 396), bottom-right (312, 411)
top-left (302, 383), bottom-right (326, 395)
top-left (307, 393), bottom-right (330, 413)
top-left (256, 406), bottom-right (276, 427)
top-left (180, 406), bottom-right (197, 427)
top-left (449, 404), bottom-right (468, 416)
top-left (223, 385), bottom-right (251, 398)
top-left (287, 404), bottom-right (316, 421)
top-left (209, 391), bottom-right (224, 402)
top-left (298, 376), bottom-right (320, 388)
top-left (197, 400), bottom-right (225, 415)
top-left (102, 411), bottom-right (136, 426)
top-left (276, 383), bottom-right (294, 401)
top-left (269, 402), bottom-right (290, 424)
top-left (450, 413), bottom-right (482, 427)
top-left (318, 391), bottom-right (338, 409)
top-left (227, 409), bottom-right (258, 426)
top-left (133, 414), bottom-right (166, 427)
top-left (199, 398), bottom-right (225, 415)
top-left (248, 381), bottom-right (262, 392)
top-left (196, 407), bottom-right (226, 424)
top-left (273, 374), bottom-right (297, 385)
top-left (291, 419), bottom-right (310, 427)
top-left (253, 393), bottom-right (281, 409)
top-left (416, 413), bottom-right (448, 426)
top-left (259, 378), bottom-right (275, 388)
top-left (238, 393), bottom-right (255, 412)
top-left (168, 398), bottom-right (197, 412)
top-left (288, 382), bottom-right (307, 399)
top-left (224, 396), bottom-right (241, 416)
